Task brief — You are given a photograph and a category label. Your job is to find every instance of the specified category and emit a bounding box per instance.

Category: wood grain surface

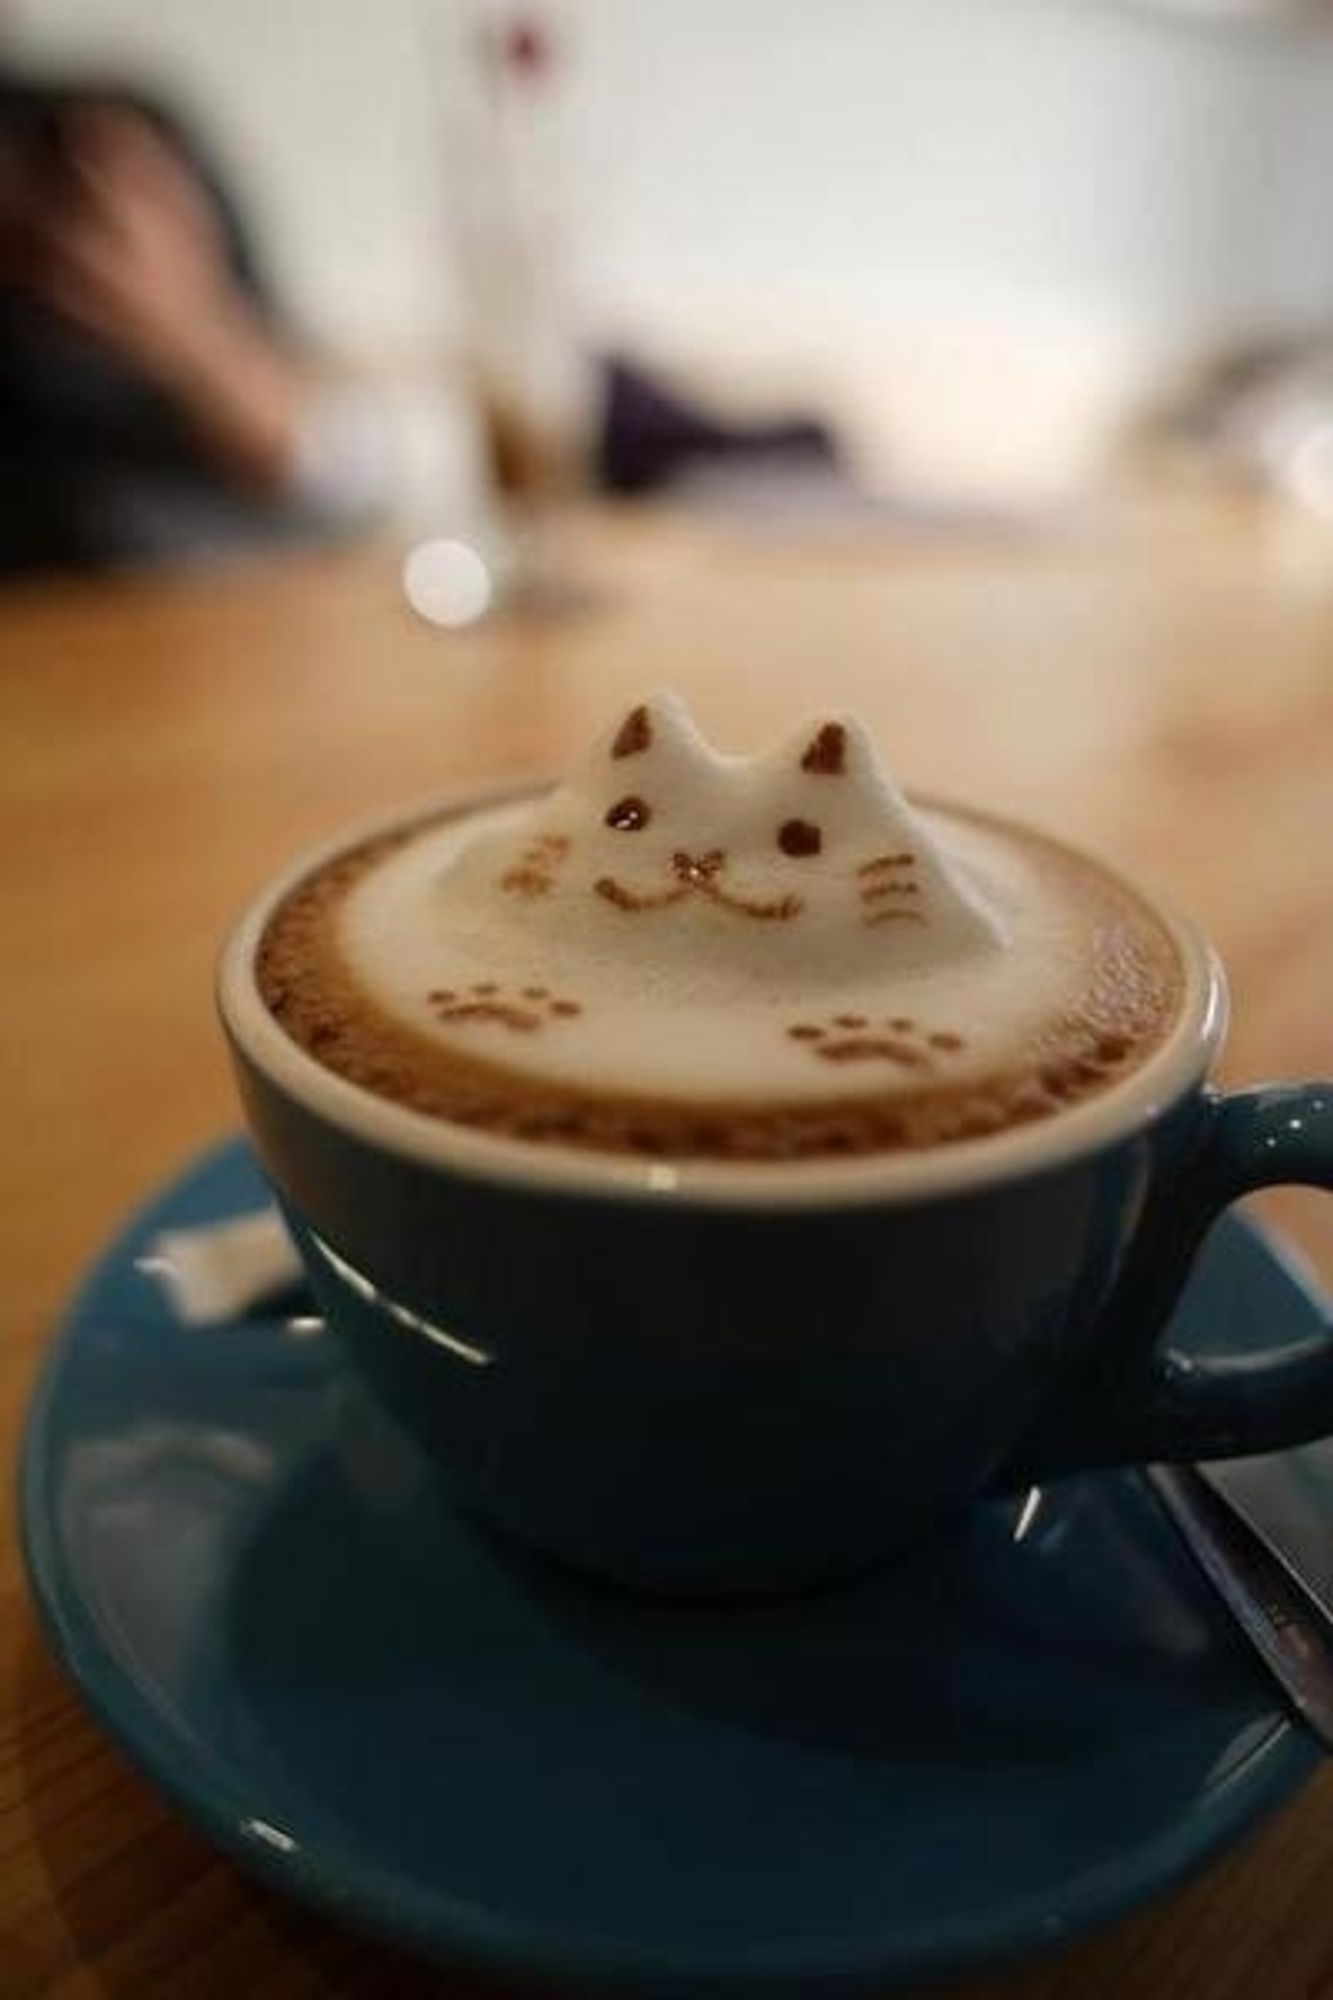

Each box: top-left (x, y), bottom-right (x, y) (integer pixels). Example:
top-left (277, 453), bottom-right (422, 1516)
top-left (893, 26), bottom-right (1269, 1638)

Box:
top-left (2, 497), bottom-right (1331, 1998)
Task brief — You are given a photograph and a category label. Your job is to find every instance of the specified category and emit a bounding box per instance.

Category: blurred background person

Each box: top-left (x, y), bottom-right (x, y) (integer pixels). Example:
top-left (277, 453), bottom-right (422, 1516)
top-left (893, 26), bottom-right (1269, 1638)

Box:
top-left (0, 74), bottom-right (371, 576)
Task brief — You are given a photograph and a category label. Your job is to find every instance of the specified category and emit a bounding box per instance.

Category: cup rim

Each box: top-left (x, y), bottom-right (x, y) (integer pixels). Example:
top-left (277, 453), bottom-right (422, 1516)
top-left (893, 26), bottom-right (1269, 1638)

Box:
top-left (218, 784), bottom-right (1227, 1212)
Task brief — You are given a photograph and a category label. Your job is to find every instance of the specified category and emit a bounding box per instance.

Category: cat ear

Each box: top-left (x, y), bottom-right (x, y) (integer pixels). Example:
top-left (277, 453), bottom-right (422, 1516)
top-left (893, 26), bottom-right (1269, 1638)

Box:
top-left (610, 703), bottom-right (654, 759)
top-left (785, 716), bottom-right (886, 783)
top-left (601, 692), bottom-right (711, 765)
top-left (797, 721), bottom-right (849, 775)
top-left (769, 714), bottom-right (909, 815)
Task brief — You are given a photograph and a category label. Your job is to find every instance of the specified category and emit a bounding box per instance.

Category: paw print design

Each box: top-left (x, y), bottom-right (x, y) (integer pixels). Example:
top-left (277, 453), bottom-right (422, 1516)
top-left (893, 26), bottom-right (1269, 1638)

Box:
top-left (785, 1014), bottom-right (966, 1069)
top-left (428, 981), bottom-right (583, 1034)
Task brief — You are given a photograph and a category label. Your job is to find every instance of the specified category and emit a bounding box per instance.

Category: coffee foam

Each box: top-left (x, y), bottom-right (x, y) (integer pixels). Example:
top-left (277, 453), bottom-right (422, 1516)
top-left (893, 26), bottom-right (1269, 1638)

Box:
top-left (257, 696), bottom-right (1184, 1158)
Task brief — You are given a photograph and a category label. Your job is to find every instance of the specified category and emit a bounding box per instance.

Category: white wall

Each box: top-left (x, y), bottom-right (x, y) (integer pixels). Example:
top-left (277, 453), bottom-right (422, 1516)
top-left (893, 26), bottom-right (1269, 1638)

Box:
top-left (11, 0), bottom-right (1333, 494)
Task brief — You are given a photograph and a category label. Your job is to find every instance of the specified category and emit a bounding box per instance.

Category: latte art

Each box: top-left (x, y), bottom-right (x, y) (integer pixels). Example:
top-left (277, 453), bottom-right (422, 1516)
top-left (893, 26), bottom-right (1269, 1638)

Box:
top-left (257, 696), bottom-right (1184, 1159)
top-left (456, 694), bottom-right (1003, 986)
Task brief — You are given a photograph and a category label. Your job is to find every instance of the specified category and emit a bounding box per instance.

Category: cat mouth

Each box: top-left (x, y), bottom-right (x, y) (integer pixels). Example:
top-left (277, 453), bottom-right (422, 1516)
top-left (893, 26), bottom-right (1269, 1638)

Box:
top-left (593, 851), bottom-right (804, 922)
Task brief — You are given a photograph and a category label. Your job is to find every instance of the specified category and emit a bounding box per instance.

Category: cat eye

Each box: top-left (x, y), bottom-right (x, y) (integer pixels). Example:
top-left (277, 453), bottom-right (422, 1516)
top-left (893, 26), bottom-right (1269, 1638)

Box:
top-left (606, 795), bottom-right (651, 831)
top-left (778, 818), bottom-right (822, 857)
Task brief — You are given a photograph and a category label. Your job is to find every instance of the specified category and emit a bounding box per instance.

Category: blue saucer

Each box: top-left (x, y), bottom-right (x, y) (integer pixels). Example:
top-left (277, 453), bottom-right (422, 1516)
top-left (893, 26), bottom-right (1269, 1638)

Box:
top-left (21, 1140), bottom-right (1330, 1997)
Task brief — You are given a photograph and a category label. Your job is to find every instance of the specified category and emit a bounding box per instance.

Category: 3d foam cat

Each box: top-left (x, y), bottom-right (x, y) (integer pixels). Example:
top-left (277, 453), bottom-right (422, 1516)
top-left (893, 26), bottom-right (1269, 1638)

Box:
top-left (451, 692), bottom-right (1004, 988)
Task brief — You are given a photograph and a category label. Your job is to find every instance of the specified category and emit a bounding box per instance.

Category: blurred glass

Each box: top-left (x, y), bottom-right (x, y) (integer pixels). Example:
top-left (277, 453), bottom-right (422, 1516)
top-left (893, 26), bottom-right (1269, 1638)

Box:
top-left (427, 1), bottom-right (597, 611)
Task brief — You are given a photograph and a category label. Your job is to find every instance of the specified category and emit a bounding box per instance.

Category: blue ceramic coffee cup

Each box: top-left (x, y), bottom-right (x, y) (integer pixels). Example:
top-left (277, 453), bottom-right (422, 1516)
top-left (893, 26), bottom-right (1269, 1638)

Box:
top-left (220, 798), bottom-right (1333, 1593)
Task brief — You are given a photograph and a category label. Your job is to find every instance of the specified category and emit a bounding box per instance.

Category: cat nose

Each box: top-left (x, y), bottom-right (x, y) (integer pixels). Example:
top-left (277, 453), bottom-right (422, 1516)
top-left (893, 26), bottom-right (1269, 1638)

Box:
top-left (673, 849), bottom-right (724, 884)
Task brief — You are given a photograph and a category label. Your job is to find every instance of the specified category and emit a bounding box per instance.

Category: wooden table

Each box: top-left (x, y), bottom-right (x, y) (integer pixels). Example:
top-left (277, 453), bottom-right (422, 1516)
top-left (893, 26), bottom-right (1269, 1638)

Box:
top-left (2, 499), bottom-right (1331, 1998)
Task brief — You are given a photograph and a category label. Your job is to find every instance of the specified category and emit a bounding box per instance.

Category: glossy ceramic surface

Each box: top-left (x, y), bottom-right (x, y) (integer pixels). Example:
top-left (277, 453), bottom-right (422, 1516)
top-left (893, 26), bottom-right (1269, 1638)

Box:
top-left (21, 1140), bottom-right (1328, 1997)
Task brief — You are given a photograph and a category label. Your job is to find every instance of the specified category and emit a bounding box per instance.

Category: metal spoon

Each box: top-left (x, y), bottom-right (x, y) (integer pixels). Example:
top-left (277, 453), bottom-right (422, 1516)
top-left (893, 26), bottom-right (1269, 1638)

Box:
top-left (1147, 1461), bottom-right (1333, 1751)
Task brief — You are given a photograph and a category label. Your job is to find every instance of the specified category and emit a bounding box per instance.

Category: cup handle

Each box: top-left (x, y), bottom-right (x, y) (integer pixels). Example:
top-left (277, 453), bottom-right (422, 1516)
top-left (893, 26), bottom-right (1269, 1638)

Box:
top-left (1002, 1083), bottom-right (1333, 1483)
